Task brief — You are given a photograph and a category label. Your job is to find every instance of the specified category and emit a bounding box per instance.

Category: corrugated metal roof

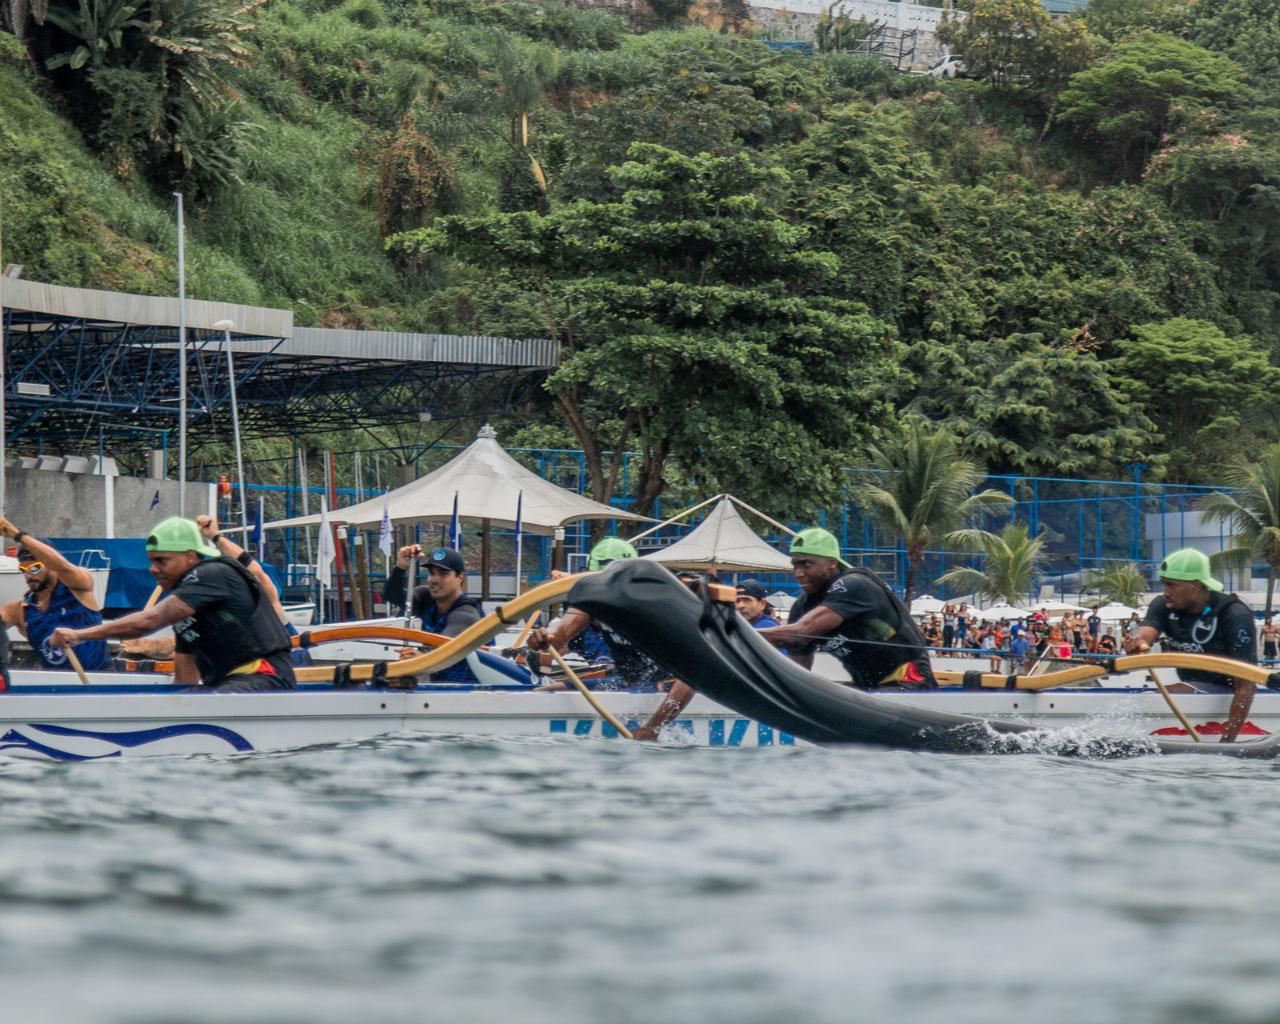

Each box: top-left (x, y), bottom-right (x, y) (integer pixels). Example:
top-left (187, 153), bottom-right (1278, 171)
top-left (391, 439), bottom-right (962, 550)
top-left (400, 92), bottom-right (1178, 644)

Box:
top-left (0, 278), bottom-right (293, 339)
top-left (267, 327), bottom-right (559, 368)
top-left (0, 279), bottom-right (560, 369)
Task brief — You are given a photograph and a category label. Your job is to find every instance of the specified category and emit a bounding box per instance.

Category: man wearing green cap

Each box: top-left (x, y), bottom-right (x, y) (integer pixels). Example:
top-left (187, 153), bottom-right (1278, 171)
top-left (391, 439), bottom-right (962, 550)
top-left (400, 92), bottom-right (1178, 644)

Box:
top-left (758, 527), bottom-right (936, 690)
top-left (48, 517), bottom-right (296, 691)
top-left (1125, 547), bottom-right (1257, 742)
top-left (528, 536), bottom-right (669, 691)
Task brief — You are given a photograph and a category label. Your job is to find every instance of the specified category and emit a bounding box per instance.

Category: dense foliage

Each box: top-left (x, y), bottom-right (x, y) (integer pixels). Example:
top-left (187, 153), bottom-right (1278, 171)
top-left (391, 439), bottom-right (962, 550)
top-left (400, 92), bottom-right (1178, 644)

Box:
top-left (4, 0), bottom-right (1280, 513)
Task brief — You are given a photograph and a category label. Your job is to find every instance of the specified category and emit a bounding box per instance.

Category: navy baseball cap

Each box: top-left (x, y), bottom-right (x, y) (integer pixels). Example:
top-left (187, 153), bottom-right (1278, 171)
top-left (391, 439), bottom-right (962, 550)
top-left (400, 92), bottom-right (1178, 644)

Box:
top-left (736, 579), bottom-right (768, 600)
top-left (425, 547), bottom-right (465, 574)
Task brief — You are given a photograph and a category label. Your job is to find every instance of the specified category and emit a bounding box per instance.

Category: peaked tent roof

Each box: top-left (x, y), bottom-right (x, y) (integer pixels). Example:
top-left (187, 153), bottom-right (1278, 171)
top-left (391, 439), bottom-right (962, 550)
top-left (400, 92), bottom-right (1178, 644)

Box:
top-left (267, 425), bottom-right (648, 535)
top-left (640, 497), bottom-right (793, 572)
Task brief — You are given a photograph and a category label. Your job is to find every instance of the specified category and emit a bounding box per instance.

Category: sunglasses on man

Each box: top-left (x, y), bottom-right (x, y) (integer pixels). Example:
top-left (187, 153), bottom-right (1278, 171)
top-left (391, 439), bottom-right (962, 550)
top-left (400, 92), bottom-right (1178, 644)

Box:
top-left (18, 561), bottom-right (45, 576)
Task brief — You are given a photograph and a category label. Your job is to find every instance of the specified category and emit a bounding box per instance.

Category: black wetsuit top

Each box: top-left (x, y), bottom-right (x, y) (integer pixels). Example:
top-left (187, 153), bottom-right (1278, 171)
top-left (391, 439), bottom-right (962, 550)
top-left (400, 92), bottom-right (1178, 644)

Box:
top-left (1142, 592), bottom-right (1257, 688)
top-left (787, 569), bottom-right (936, 689)
top-left (171, 558), bottom-right (296, 687)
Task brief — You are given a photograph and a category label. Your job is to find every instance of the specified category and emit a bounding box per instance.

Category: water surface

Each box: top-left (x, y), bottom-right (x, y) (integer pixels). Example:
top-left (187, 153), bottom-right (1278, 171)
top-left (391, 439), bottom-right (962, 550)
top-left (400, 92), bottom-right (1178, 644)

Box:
top-left (2, 736), bottom-right (1278, 1023)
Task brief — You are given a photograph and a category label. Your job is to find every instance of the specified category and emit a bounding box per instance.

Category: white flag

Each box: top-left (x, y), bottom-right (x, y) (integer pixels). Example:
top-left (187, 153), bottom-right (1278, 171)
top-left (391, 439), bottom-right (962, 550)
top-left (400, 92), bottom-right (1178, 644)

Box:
top-left (316, 497), bottom-right (335, 586)
top-left (378, 492), bottom-right (393, 558)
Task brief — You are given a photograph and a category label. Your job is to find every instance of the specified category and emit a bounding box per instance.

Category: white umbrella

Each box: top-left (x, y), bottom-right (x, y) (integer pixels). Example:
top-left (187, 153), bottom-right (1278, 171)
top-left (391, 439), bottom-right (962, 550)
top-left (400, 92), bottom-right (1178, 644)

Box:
top-left (1097, 602), bottom-right (1142, 620)
top-left (910, 595), bottom-right (945, 616)
top-left (974, 603), bottom-right (1027, 622)
top-left (1033, 599), bottom-right (1089, 614)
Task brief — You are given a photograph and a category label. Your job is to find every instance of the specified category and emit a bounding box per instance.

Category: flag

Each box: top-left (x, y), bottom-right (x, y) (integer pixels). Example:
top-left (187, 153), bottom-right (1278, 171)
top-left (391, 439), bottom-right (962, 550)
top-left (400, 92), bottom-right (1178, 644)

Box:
top-left (316, 497), bottom-right (335, 586)
top-left (378, 491), bottom-right (393, 558)
top-left (149, 490), bottom-right (160, 511)
top-left (448, 490), bottom-right (462, 550)
top-left (251, 497), bottom-right (263, 559)
top-left (514, 490), bottom-right (523, 597)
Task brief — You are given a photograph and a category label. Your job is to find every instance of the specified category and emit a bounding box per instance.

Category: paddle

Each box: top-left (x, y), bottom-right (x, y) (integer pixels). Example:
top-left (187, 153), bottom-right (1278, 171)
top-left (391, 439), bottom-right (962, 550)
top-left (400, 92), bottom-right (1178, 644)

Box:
top-left (547, 643), bottom-right (634, 739)
top-left (64, 646), bottom-right (91, 686)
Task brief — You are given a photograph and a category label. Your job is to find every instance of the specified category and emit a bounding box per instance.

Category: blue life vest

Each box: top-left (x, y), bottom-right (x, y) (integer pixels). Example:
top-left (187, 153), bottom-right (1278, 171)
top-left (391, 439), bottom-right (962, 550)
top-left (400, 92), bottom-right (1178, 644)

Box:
top-left (423, 597), bottom-right (483, 684)
top-left (24, 581), bottom-right (111, 671)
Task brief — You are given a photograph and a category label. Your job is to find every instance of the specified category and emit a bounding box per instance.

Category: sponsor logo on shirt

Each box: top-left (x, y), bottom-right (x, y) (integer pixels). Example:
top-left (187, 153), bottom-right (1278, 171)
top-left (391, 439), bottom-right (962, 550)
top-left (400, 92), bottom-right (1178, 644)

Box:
top-left (828, 579), bottom-right (847, 595)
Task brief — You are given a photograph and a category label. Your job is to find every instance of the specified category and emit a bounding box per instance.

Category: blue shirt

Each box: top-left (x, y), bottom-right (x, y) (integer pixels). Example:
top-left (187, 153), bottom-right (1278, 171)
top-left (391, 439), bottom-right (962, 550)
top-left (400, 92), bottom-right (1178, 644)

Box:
top-left (750, 614), bottom-right (780, 630)
top-left (24, 580), bottom-right (110, 671)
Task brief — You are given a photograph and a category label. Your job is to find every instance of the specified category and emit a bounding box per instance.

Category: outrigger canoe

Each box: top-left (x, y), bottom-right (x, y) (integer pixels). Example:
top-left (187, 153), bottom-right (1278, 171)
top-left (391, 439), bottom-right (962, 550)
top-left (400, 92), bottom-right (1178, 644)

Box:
top-left (2, 565), bottom-right (1279, 760)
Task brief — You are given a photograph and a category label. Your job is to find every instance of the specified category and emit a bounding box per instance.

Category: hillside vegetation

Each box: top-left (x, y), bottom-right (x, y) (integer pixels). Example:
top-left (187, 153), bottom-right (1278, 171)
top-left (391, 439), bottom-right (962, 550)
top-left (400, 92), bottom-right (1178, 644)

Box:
top-left (3, 0), bottom-right (1280, 514)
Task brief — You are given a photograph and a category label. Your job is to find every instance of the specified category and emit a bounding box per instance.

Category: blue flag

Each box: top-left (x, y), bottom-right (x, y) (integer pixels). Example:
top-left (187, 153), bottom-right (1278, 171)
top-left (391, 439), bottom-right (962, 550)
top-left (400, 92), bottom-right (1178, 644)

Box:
top-left (149, 490), bottom-right (160, 511)
top-left (449, 491), bottom-right (462, 550)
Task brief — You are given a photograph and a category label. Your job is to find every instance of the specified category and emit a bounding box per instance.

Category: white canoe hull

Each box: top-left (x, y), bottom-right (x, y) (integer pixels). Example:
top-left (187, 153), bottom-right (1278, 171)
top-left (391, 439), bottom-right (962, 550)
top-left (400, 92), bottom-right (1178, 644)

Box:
top-left (0, 673), bottom-right (1273, 760)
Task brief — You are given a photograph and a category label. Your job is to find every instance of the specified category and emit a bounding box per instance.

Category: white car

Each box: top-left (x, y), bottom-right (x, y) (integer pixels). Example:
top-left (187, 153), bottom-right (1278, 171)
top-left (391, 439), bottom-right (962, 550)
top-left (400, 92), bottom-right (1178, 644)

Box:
top-left (927, 54), bottom-right (966, 79)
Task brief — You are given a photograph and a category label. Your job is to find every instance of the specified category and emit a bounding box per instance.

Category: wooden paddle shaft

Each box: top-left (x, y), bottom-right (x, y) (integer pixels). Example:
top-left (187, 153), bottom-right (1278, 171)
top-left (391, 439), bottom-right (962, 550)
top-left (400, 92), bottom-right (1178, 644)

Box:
top-left (64, 646), bottom-right (91, 686)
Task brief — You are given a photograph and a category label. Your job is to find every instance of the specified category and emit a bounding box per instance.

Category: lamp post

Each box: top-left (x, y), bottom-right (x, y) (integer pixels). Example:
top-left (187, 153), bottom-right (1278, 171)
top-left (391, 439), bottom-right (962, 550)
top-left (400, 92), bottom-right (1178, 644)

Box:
top-left (211, 319), bottom-right (249, 541)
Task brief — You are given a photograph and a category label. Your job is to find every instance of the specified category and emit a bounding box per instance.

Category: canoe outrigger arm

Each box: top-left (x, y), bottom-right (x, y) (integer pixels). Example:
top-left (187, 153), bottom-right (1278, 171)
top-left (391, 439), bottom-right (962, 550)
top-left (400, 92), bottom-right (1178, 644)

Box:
top-left (291, 573), bottom-right (580, 684)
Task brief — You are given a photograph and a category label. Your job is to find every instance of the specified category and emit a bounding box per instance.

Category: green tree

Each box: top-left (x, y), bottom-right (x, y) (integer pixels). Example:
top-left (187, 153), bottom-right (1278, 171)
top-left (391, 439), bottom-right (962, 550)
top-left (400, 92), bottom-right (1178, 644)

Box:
top-left (1197, 444), bottom-right (1280, 614)
top-left (938, 523), bottom-right (1047, 606)
top-left (909, 332), bottom-right (1160, 478)
top-left (1057, 32), bottom-right (1246, 178)
top-left (1083, 0), bottom-right (1180, 42)
top-left (1083, 562), bottom-right (1147, 605)
top-left (937, 0), bottom-right (1092, 92)
top-left (1110, 318), bottom-right (1280, 482)
top-left (852, 416), bottom-right (1013, 602)
top-left (396, 143), bottom-right (902, 519)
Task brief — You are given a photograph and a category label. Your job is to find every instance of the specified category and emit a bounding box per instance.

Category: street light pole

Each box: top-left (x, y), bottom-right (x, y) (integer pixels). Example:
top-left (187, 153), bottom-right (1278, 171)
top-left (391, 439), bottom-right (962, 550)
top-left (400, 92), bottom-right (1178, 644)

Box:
top-left (175, 193), bottom-right (188, 517)
top-left (212, 319), bottom-right (249, 541)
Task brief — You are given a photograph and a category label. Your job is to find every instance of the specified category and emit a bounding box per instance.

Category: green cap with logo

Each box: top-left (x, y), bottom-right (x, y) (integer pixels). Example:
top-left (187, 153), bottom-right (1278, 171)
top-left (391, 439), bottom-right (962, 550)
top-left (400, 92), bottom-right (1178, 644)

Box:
top-left (588, 536), bottom-right (637, 571)
top-left (790, 527), bottom-right (851, 568)
top-left (145, 517), bottom-right (220, 558)
top-left (1159, 547), bottom-right (1222, 592)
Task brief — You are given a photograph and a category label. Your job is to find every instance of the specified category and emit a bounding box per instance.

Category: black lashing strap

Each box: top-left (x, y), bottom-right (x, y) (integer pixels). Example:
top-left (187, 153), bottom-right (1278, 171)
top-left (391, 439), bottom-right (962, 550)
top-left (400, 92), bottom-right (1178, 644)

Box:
top-left (962, 671), bottom-right (983, 690)
top-left (333, 663), bottom-right (357, 689)
top-left (1006, 675), bottom-right (1019, 690)
top-left (1267, 672), bottom-right (1280, 691)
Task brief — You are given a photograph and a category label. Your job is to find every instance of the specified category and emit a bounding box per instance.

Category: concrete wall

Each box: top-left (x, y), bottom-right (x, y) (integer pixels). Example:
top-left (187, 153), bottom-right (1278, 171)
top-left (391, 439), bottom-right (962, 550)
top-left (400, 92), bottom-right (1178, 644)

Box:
top-left (4, 468), bottom-right (214, 540)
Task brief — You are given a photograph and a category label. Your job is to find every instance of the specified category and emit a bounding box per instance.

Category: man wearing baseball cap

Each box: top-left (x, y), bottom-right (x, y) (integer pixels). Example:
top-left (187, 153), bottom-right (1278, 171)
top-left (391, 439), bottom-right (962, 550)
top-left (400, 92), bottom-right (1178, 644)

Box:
top-left (735, 579), bottom-right (779, 630)
top-left (48, 516), bottom-right (296, 691)
top-left (758, 527), bottom-right (935, 690)
top-left (385, 544), bottom-right (484, 682)
top-left (1125, 547), bottom-right (1258, 742)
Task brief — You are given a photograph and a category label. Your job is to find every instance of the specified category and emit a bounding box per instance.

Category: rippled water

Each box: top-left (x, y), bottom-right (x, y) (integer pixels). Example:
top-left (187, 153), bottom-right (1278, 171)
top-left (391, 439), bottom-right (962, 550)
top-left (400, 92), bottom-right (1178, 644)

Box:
top-left (3, 736), bottom-right (1280, 1023)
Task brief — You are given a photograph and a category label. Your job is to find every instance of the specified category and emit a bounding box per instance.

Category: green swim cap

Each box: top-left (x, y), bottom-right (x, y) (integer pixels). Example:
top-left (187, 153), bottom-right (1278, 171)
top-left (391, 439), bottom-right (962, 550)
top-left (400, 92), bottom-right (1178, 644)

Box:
top-left (146, 517), bottom-right (220, 558)
top-left (589, 536), bottom-right (637, 571)
top-left (1159, 547), bottom-right (1223, 592)
top-left (790, 527), bottom-right (851, 568)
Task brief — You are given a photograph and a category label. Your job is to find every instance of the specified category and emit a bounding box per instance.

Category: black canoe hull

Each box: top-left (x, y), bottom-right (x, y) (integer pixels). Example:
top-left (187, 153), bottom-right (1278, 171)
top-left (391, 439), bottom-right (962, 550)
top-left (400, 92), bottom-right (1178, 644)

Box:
top-left (567, 561), bottom-right (1280, 758)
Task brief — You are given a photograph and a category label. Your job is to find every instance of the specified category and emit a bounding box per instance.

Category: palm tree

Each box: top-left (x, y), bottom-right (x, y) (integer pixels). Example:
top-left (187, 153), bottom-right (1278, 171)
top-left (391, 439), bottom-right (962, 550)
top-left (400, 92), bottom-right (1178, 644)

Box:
top-left (854, 416), bottom-right (1014, 602)
top-left (1083, 562), bottom-right (1146, 606)
top-left (938, 523), bottom-right (1046, 607)
top-left (1197, 443), bottom-right (1280, 614)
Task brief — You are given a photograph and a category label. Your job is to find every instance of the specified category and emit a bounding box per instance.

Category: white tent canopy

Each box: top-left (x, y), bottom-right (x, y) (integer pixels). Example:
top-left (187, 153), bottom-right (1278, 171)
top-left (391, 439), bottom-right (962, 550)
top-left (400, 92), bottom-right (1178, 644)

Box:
top-left (974, 603), bottom-right (1027, 623)
top-left (1097, 602), bottom-right (1143, 621)
top-left (641, 497), bottom-right (792, 573)
top-left (910, 595), bottom-right (945, 616)
top-left (1033, 600), bottom-right (1090, 614)
top-left (267, 425), bottom-right (649, 535)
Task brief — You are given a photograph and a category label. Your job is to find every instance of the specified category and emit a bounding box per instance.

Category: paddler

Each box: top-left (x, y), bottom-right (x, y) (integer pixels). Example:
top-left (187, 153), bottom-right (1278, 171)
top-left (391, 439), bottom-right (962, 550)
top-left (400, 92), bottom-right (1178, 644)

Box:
top-left (758, 528), bottom-right (937, 690)
top-left (527, 537), bottom-right (671, 692)
top-left (48, 517), bottom-right (296, 691)
top-left (386, 545), bottom-right (483, 683)
top-left (0, 516), bottom-right (111, 673)
top-left (1123, 548), bottom-right (1258, 742)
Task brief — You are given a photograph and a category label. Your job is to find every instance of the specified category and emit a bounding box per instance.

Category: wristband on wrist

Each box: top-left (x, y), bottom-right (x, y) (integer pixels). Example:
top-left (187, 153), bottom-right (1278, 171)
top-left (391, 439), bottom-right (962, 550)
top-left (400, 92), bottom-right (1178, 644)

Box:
top-left (212, 533), bottom-right (224, 543)
top-left (13, 530), bottom-right (25, 544)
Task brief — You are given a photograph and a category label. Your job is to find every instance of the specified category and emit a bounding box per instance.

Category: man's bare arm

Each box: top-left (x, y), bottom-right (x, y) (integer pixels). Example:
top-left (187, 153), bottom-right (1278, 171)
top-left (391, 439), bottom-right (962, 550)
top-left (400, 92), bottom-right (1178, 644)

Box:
top-left (48, 597), bottom-right (195, 648)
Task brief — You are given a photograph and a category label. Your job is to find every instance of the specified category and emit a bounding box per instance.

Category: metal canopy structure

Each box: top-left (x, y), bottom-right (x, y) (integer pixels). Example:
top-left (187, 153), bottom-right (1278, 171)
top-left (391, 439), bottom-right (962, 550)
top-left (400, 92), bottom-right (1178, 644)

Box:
top-left (0, 278), bottom-right (559, 455)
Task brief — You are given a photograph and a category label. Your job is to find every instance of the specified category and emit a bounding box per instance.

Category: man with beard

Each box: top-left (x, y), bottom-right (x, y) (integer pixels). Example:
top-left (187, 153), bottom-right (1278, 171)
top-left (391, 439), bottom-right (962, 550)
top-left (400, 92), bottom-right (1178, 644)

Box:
top-left (758, 528), bottom-right (936, 690)
top-left (385, 544), bottom-right (484, 683)
top-left (1124, 547), bottom-right (1258, 743)
top-left (0, 517), bottom-right (111, 672)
